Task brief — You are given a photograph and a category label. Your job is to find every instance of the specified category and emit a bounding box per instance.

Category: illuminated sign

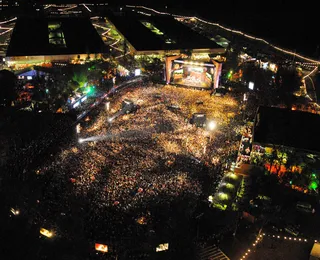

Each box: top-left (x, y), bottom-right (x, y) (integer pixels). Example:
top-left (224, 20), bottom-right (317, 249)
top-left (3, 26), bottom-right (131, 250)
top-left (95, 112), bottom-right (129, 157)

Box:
top-left (248, 82), bottom-right (254, 90)
top-left (95, 243), bottom-right (108, 253)
top-left (135, 68), bottom-right (141, 76)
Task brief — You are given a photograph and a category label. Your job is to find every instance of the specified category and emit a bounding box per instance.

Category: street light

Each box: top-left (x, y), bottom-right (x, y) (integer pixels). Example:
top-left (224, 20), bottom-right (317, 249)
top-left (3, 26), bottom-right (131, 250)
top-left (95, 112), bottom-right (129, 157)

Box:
top-left (208, 120), bottom-right (217, 131)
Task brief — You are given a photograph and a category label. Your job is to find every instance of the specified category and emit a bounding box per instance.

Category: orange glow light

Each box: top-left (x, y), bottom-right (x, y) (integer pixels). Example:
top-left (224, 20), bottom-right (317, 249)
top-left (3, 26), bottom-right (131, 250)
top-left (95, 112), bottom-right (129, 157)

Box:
top-left (40, 228), bottom-right (53, 238)
top-left (95, 243), bottom-right (108, 253)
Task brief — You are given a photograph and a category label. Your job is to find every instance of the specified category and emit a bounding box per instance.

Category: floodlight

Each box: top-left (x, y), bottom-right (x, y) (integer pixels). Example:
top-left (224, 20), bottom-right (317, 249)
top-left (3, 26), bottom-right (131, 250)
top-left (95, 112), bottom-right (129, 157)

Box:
top-left (208, 121), bottom-right (217, 131)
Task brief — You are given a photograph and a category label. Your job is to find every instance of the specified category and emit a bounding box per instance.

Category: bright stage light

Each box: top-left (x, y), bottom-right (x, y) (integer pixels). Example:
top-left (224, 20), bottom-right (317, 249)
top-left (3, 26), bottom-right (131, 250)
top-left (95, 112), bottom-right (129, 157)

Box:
top-left (108, 117), bottom-right (114, 122)
top-left (78, 138), bottom-right (84, 143)
top-left (208, 120), bottom-right (217, 131)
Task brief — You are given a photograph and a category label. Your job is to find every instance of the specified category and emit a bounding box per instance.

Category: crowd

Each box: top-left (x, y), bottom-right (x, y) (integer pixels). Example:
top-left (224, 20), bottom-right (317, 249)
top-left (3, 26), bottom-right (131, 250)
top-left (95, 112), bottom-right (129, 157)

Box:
top-left (2, 113), bottom-right (75, 180)
top-left (26, 84), bottom-right (243, 249)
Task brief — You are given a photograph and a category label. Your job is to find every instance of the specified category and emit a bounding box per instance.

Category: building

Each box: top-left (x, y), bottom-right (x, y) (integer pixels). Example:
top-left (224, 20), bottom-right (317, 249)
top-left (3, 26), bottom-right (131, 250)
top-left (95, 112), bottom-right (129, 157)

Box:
top-left (105, 10), bottom-right (225, 88)
top-left (5, 16), bottom-right (108, 67)
top-left (253, 106), bottom-right (320, 154)
top-left (310, 242), bottom-right (320, 260)
top-left (251, 106), bottom-right (320, 177)
top-left (0, 0), bottom-right (9, 11)
top-left (5, 8), bottom-right (226, 89)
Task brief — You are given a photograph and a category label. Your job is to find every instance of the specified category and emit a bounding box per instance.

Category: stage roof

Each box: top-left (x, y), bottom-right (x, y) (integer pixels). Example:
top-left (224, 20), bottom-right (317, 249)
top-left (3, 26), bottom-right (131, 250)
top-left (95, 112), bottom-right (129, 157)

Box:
top-left (6, 17), bottom-right (108, 57)
top-left (253, 106), bottom-right (320, 153)
top-left (106, 11), bottom-right (224, 53)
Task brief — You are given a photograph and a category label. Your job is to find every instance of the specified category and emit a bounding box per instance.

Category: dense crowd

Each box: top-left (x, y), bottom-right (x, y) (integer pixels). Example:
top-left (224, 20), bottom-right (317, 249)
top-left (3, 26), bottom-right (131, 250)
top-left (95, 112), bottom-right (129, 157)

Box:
top-left (29, 84), bottom-right (243, 246)
top-left (2, 113), bottom-right (74, 180)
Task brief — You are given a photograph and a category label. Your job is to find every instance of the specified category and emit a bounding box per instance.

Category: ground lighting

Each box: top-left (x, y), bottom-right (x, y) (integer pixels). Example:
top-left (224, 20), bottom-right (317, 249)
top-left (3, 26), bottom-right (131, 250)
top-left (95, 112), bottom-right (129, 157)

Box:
top-left (10, 208), bottom-right (20, 216)
top-left (95, 243), bottom-right (108, 253)
top-left (40, 228), bottom-right (54, 238)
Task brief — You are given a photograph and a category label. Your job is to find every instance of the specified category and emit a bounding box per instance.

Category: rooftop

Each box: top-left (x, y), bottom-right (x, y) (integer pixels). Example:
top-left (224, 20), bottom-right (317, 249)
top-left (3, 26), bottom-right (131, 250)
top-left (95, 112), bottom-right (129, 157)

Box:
top-left (253, 106), bottom-right (320, 153)
top-left (6, 16), bottom-right (108, 57)
top-left (106, 11), bottom-right (224, 53)
top-left (310, 243), bottom-right (320, 258)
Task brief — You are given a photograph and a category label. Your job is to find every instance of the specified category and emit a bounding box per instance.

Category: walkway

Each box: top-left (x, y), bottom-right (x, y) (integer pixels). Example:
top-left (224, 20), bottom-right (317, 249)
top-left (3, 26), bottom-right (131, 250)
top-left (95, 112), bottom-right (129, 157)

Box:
top-left (198, 245), bottom-right (230, 260)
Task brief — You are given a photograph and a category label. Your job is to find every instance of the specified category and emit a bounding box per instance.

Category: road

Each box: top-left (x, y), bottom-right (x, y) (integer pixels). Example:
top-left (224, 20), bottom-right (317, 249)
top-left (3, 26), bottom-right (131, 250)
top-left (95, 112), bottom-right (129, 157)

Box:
top-left (304, 74), bottom-right (318, 103)
top-left (302, 66), bottom-right (319, 104)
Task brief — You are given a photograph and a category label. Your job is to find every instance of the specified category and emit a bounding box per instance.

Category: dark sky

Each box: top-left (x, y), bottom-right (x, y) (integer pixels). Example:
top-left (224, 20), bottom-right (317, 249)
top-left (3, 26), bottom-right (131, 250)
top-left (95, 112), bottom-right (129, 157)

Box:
top-left (39, 0), bottom-right (319, 58)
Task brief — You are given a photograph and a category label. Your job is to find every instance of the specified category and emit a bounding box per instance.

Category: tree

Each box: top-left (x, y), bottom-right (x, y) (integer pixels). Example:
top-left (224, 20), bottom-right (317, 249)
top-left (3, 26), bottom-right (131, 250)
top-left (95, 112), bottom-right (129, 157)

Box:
top-left (0, 69), bottom-right (17, 107)
top-left (224, 43), bottom-right (241, 72)
top-left (67, 80), bottom-right (80, 92)
top-left (72, 72), bottom-right (87, 88)
top-left (123, 40), bottom-right (128, 55)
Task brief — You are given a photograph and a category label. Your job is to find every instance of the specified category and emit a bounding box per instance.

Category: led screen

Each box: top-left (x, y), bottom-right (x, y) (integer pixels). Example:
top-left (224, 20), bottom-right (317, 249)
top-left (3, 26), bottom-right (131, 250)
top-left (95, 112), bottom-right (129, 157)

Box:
top-left (171, 61), bottom-right (215, 88)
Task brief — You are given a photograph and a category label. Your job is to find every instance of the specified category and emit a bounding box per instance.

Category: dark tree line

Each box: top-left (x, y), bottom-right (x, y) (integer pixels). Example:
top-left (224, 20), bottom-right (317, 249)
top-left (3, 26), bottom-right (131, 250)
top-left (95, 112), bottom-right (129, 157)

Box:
top-left (0, 69), bottom-right (17, 107)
